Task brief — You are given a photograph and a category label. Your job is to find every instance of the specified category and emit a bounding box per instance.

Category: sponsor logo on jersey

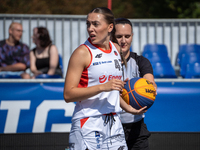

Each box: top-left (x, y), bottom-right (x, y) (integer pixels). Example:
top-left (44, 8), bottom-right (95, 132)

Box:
top-left (114, 51), bottom-right (118, 56)
top-left (93, 61), bottom-right (112, 66)
top-left (95, 53), bottom-right (102, 58)
top-left (118, 145), bottom-right (126, 150)
top-left (99, 75), bottom-right (122, 83)
top-left (93, 62), bottom-right (99, 65)
top-left (95, 131), bottom-right (100, 137)
top-left (108, 75), bottom-right (122, 80)
top-left (99, 75), bottom-right (107, 83)
top-left (95, 131), bottom-right (101, 149)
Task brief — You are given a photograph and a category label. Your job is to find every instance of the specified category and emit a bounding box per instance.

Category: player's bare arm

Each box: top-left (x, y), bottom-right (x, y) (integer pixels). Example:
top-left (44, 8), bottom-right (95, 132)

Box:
top-left (0, 63), bottom-right (26, 72)
top-left (120, 96), bottom-right (147, 115)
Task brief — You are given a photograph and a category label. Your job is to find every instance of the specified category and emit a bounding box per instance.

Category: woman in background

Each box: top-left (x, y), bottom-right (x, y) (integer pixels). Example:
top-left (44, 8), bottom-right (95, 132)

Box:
top-left (30, 27), bottom-right (62, 78)
top-left (112, 18), bottom-right (157, 150)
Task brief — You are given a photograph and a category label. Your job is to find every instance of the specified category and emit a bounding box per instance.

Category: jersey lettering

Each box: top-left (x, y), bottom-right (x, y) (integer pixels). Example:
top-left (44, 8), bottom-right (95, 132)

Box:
top-left (114, 59), bottom-right (121, 71)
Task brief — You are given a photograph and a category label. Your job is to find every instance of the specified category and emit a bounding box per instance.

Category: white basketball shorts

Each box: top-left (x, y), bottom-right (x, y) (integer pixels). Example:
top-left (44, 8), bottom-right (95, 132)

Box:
top-left (68, 113), bottom-right (127, 150)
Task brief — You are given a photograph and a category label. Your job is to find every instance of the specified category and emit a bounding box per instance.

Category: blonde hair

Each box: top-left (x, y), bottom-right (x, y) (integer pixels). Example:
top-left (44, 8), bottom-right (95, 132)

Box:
top-left (9, 22), bottom-right (22, 30)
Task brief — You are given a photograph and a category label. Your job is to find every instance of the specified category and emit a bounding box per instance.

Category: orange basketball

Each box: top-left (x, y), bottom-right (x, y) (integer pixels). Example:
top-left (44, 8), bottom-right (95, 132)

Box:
top-left (121, 77), bottom-right (156, 110)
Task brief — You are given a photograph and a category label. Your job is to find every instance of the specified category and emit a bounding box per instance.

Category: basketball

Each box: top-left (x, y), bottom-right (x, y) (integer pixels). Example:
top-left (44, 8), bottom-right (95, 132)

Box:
top-left (121, 77), bottom-right (156, 110)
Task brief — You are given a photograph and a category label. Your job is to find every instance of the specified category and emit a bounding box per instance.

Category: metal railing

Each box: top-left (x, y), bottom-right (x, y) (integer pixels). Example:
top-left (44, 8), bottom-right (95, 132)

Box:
top-left (129, 19), bottom-right (200, 65)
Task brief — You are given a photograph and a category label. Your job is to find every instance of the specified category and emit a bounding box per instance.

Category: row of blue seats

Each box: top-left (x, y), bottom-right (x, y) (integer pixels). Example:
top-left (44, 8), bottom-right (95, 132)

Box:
top-left (142, 44), bottom-right (200, 78)
top-left (142, 44), bottom-right (176, 78)
top-left (177, 45), bottom-right (200, 78)
top-left (1, 44), bottom-right (200, 79)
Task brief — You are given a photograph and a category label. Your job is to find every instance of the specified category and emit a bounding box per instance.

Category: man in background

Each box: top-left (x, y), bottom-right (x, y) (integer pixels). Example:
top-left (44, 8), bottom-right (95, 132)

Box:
top-left (0, 22), bottom-right (30, 79)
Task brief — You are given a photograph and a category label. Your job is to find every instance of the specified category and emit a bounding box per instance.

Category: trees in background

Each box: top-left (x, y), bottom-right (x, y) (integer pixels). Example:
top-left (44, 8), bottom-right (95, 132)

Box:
top-left (124, 0), bottom-right (200, 18)
top-left (0, 0), bottom-right (199, 18)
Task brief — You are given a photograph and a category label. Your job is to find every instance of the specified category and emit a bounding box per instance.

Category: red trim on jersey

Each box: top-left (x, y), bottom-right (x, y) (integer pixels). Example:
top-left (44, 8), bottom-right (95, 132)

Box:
top-left (78, 69), bottom-right (89, 87)
top-left (88, 38), bottom-right (112, 53)
top-left (78, 44), bottom-right (93, 88)
top-left (80, 117), bottom-right (89, 128)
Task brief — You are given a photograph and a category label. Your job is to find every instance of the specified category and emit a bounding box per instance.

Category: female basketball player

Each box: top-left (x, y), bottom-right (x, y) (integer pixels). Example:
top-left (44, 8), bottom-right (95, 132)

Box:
top-left (63, 7), bottom-right (147, 150)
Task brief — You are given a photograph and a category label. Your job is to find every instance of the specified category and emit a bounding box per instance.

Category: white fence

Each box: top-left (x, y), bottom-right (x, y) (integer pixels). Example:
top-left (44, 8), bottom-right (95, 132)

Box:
top-left (0, 14), bottom-right (200, 75)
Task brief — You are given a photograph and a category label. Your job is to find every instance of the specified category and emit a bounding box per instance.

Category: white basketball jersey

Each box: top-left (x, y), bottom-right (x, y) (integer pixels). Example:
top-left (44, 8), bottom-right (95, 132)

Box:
top-left (72, 39), bottom-right (123, 121)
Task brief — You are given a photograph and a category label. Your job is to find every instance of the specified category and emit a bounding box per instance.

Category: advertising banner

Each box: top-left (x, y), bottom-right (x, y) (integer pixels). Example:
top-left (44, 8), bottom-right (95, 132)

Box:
top-left (145, 81), bottom-right (200, 132)
top-left (0, 82), bottom-right (75, 134)
top-left (1, 81), bottom-right (200, 133)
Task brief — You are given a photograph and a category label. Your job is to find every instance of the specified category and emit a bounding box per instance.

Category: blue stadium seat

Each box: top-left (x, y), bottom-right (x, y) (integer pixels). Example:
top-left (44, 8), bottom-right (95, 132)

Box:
top-left (142, 44), bottom-right (171, 68)
top-left (176, 44), bottom-right (200, 66)
top-left (0, 74), bottom-right (22, 79)
top-left (143, 52), bottom-right (171, 64)
top-left (142, 44), bottom-right (169, 56)
top-left (180, 52), bottom-right (200, 78)
top-left (185, 63), bottom-right (200, 78)
top-left (152, 62), bottom-right (177, 78)
top-left (35, 74), bottom-right (62, 79)
top-left (59, 54), bottom-right (63, 75)
top-left (142, 44), bottom-right (176, 78)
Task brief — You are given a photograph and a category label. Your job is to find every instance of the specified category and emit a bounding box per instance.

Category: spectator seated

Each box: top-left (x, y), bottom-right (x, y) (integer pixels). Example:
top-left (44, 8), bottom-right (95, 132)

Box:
top-left (35, 54), bottom-right (63, 79)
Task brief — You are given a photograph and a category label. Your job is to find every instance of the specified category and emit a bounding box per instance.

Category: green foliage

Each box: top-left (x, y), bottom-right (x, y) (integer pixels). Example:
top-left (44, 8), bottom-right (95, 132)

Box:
top-left (0, 0), bottom-right (199, 18)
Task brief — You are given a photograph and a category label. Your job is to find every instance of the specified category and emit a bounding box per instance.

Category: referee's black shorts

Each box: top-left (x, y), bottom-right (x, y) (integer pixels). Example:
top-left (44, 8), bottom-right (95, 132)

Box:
top-left (122, 118), bottom-right (151, 150)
